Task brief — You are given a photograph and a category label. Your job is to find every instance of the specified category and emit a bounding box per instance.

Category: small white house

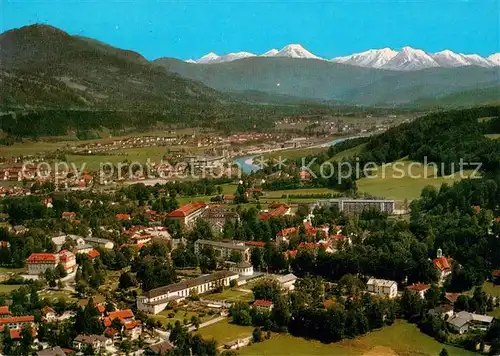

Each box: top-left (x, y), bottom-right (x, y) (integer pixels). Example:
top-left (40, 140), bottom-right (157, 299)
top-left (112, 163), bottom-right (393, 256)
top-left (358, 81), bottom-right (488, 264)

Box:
top-left (366, 278), bottom-right (398, 299)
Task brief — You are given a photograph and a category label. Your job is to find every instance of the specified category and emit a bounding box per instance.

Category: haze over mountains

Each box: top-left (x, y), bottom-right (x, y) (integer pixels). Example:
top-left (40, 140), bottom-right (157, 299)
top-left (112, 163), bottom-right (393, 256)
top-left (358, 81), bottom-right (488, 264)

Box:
top-left (188, 44), bottom-right (500, 71)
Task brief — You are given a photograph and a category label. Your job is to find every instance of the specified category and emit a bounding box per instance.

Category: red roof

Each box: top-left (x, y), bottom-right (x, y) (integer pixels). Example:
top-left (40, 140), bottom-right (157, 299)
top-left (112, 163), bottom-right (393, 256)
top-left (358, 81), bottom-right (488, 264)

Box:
top-left (276, 227), bottom-right (297, 237)
top-left (407, 283), bottom-right (430, 292)
top-left (9, 328), bottom-right (36, 340)
top-left (167, 202), bottom-right (207, 218)
top-left (259, 204), bottom-right (289, 220)
top-left (285, 250), bottom-right (297, 259)
top-left (88, 249), bottom-right (100, 259)
top-left (62, 212), bottom-right (76, 218)
top-left (253, 300), bottom-right (273, 307)
top-left (104, 309), bottom-right (135, 327)
top-left (0, 306), bottom-right (10, 315)
top-left (116, 214), bottom-right (131, 221)
top-left (96, 304), bottom-right (106, 313)
top-left (432, 256), bottom-right (451, 272)
top-left (104, 327), bottom-right (119, 337)
top-left (0, 316), bottom-right (35, 325)
top-left (472, 205), bottom-right (481, 213)
top-left (245, 241), bottom-right (266, 248)
top-left (124, 320), bottom-right (139, 330)
top-left (26, 253), bottom-right (57, 263)
top-left (492, 270), bottom-right (500, 278)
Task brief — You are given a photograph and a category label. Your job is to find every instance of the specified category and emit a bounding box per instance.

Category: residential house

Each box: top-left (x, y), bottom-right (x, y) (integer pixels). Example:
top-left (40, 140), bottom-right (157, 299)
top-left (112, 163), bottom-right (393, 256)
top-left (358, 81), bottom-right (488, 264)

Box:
top-left (429, 304), bottom-right (454, 319)
top-left (432, 249), bottom-right (452, 285)
top-left (366, 278), bottom-right (398, 299)
top-left (447, 311), bottom-right (494, 334)
top-left (85, 237), bottom-right (114, 250)
top-left (0, 306), bottom-right (11, 318)
top-left (103, 309), bottom-right (142, 340)
top-left (41, 306), bottom-right (57, 322)
top-left (253, 300), bottom-right (274, 312)
top-left (406, 283), bottom-right (430, 299)
top-left (147, 341), bottom-right (174, 355)
top-left (0, 315), bottom-right (35, 330)
top-left (275, 273), bottom-right (298, 291)
top-left (73, 334), bottom-right (112, 352)
top-left (258, 204), bottom-right (291, 220)
top-left (115, 214), bottom-right (131, 221)
top-left (37, 346), bottom-right (66, 356)
top-left (62, 212), bottom-right (76, 221)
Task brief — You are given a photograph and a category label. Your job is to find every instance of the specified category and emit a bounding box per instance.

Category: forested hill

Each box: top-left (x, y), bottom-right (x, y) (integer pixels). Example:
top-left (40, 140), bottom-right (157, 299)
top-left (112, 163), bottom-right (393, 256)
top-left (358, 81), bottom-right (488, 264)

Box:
top-left (355, 106), bottom-right (500, 174)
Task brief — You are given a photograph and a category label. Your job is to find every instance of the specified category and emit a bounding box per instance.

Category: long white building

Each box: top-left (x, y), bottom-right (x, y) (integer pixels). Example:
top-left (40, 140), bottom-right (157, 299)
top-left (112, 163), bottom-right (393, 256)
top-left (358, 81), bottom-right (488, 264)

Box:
top-left (366, 277), bottom-right (398, 299)
top-left (137, 271), bottom-right (239, 314)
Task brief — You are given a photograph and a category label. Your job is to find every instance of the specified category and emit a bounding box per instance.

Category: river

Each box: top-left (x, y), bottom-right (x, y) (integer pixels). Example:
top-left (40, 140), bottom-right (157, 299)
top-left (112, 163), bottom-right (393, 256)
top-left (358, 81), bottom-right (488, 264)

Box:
top-left (233, 136), bottom-right (357, 174)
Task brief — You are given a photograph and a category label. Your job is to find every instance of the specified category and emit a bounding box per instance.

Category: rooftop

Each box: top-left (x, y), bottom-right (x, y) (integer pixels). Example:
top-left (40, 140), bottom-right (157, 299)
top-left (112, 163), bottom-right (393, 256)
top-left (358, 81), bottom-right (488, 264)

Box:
top-left (167, 202), bottom-right (207, 218)
top-left (145, 270), bottom-right (238, 299)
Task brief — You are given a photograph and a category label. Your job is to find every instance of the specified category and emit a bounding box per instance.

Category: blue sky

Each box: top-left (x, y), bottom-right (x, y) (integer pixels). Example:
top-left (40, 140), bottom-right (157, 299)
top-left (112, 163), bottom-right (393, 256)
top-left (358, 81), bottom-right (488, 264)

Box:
top-left (2, 0), bottom-right (499, 60)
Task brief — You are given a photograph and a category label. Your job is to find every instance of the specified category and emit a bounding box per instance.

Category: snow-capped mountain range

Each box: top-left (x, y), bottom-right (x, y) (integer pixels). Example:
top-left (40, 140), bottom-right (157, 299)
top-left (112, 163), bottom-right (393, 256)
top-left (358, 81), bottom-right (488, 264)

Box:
top-left (186, 44), bottom-right (500, 71)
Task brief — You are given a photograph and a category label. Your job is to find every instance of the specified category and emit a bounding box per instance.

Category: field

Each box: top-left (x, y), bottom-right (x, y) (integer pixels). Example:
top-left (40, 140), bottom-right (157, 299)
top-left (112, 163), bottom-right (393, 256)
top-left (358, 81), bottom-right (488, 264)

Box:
top-left (0, 284), bottom-right (25, 294)
top-left (262, 187), bottom-right (337, 199)
top-left (239, 320), bottom-right (475, 356)
top-left (204, 288), bottom-right (254, 303)
top-left (483, 281), bottom-right (500, 297)
top-left (488, 307), bottom-right (500, 319)
top-left (329, 143), bottom-right (366, 161)
top-left (150, 309), bottom-right (215, 327)
top-left (485, 134), bottom-right (500, 140)
top-left (194, 318), bottom-right (254, 346)
top-left (264, 146), bottom-right (328, 161)
top-left (357, 160), bottom-right (476, 201)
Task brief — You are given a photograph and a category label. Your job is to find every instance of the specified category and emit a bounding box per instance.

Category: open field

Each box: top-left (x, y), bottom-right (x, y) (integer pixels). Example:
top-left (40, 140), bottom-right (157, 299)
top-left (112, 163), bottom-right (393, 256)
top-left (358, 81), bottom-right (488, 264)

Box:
top-left (329, 143), bottom-right (366, 161)
top-left (39, 289), bottom-right (78, 302)
top-left (357, 160), bottom-right (476, 201)
top-left (204, 288), bottom-right (254, 303)
top-left (264, 146), bottom-right (328, 161)
top-left (0, 284), bottom-right (25, 294)
top-left (239, 320), bottom-right (475, 356)
top-left (485, 134), bottom-right (500, 139)
top-left (0, 267), bottom-right (27, 274)
top-left (488, 307), bottom-right (500, 319)
top-left (262, 188), bottom-right (338, 199)
top-left (483, 282), bottom-right (500, 297)
top-left (150, 308), bottom-right (215, 327)
top-left (194, 319), bottom-right (254, 346)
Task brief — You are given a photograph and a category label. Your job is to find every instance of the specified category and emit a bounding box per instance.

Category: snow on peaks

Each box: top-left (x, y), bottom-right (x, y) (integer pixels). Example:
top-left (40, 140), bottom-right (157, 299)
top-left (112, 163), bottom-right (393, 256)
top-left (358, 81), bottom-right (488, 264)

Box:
top-left (262, 48), bottom-right (279, 57)
top-left (331, 48), bottom-right (397, 68)
top-left (431, 50), bottom-right (469, 67)
top-left (273, 44), bottom-right (321, 59)
top-left (186, 46), bottom-right (500, 69)
top-left (488, 53), bottom-right (500, 66)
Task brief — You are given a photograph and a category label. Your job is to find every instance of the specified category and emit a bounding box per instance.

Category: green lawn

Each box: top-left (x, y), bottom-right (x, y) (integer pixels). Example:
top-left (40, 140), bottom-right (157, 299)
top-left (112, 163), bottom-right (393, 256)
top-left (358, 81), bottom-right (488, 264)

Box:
top-left (204, 288), bottom-right (254, 303)
top-left (329, 144), bottom-right (366, 162)
top-left (263, 188), bottom-right (338, 199)
top-left (264, 147), bottom-right (328, 161)
top-left (485, 134), bottom-right (500, 140)
top-left (487, 307), bottom-right (500, 319)
top-left (38, 289), bottom-right (78, 302)
top-left (0, 284), bottom-right (25, 294)
top-left (239, 320), bottom-right (475, 356)
top-left (194, 319), bottom-right (254, 346)
top-left (357, 160), bottom-right (476, 201)
top-left (150, 309), bottom-right (215, 327)
top-left (0, 267), bottom-right (27, 274)
top-left (483, 282), bottom-right (500, 297)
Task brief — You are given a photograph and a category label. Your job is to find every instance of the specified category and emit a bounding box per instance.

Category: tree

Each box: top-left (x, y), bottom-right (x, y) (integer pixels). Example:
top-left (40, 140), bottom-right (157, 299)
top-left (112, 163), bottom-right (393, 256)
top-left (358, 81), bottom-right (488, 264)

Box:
top-left (439, 348), bottom-right (449, 356)
top-left (230, 302), bottom-right (252, 326)
top-left (252, 327), bottom-right (263, 342)
top-left (118, 271), bottom-right (137, 289)
top-left (252, 278), bottom-right (281, 302)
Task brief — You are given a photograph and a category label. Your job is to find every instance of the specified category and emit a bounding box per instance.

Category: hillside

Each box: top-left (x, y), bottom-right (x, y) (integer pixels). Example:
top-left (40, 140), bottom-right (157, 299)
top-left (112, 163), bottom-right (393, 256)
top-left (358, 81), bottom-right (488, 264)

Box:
top-left (154, 57), bottom-right (499, 105)
top-left (0, 24), bottom-right (222, 111)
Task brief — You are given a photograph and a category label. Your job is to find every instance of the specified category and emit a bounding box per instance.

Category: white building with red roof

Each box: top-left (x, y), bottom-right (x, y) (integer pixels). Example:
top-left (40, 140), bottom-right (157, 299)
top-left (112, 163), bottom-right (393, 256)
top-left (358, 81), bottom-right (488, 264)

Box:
top-left (167, 202), bottom-right (207, 229)
top-left (432, 249), bottom-right (452, 285)
top-left (406, 283), bottom-right (430, 299)
top-left (26, 250), bottom-right (76, 275)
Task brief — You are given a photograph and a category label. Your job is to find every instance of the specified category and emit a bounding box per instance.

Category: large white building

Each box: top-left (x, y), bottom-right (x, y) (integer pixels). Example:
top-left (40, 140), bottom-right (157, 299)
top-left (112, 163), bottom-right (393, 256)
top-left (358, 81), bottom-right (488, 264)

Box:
top-left (314, 199), bottom-right (395, 215)
top-left (194, 239), bottom-right (251, 262)
top-left (26, 250), bottom-right (76, 275)
top-left (366, 278), bottom-right (398, 299)
top-left (137, 271), bottom-right (239, 314)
